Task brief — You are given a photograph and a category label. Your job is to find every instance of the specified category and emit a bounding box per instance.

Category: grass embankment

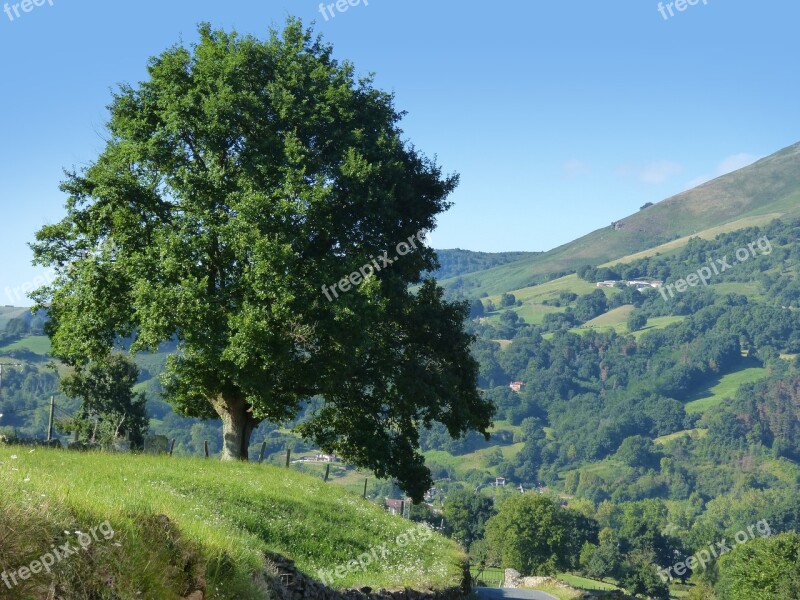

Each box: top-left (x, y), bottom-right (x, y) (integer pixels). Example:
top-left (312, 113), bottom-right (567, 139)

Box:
top-left (0, 446), bottom-right (464, 599)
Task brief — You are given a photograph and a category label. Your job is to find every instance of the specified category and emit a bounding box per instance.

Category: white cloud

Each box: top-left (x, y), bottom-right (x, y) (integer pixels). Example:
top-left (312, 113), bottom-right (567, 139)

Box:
top-left (617, 160), bottom-right (683, 185)
top-left (684, 153), bottom-right (761, 190)
top-left (639, 161), bottom-right (683, 184)
top-left (563, 159), bottom-right (591, 178)
top-left (718, 153), bottom-right (760, 174)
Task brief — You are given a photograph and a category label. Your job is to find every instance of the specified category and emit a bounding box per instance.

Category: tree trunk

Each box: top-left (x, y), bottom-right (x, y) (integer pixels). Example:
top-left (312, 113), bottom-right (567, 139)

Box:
top-left (213, 392), bottom-right (261, 461)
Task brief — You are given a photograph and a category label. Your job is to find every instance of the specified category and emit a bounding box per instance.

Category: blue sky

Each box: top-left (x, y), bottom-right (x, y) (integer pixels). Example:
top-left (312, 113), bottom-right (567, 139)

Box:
top-left (1, 0), bottom-right (798, 305)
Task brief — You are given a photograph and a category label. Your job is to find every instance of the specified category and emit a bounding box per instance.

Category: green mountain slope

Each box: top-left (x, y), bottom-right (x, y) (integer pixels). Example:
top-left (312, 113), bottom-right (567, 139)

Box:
top-left (432, 249), bottom-right (540, 280)
top-left (440, 141), bottom-right (800, 296)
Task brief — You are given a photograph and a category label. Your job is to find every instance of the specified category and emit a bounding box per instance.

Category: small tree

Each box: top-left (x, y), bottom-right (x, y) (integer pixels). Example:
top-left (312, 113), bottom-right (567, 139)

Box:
top-left (500, 293), bottom-right (516, 308)
top-left (615, 435), bottom-right (661, 469)
top-left (58, 353), bottom-right (149, 448)
top-left (621, 554), bottom-right (670, 600)
top-left (469, 299), bottom-right (486, 319)
top-left (627, 312), bottom-right (648, 332)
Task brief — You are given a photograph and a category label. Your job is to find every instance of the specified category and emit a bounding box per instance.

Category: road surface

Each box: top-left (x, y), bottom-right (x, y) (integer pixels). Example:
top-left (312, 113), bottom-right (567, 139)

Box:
top-left (473, 587), bottom-right (558, 600)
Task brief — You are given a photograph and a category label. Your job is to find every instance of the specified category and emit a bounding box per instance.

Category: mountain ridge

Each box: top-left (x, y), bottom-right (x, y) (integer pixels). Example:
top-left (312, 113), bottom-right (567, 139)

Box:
top-left (438, 140), bottom-right (800, 297)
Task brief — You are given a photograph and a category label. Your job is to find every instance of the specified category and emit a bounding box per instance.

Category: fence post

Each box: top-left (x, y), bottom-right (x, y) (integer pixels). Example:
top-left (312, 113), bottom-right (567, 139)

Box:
top-left (363, 478), bottom-right (368, 499)
top-left (285, 448), bottom-right (291, 468)
top-left (47, 396), bottom-right (54, 442)
top-left (324, 463), bottom-right (330, 482)
top-left (259, 442), bottom-right (267, 464)
top-left (204, 440), bottom-right (209, 458)
top-left (169, 439), bottom-right (176, 456)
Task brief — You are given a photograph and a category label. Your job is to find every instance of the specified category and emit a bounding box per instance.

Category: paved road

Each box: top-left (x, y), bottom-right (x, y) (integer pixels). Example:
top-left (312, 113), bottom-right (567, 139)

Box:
top-left (473, 587), bottom-right (558, 600)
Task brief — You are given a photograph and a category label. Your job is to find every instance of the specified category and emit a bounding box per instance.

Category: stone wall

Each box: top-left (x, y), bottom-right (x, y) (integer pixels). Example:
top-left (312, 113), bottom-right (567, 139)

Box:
top-left (213, 552), bottom-right (471, 600)
top-left (500, 568), bottom-right (629, 600)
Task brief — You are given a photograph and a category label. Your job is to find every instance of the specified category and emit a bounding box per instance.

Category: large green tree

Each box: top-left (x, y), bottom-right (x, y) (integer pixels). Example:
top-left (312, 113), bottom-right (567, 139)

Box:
top-left (443, 489), bottom-right (497, 550)
top-left (716, 533), bottom-right (800, 600)
top-left (30, 21), bottom-right (493, 500)
top-left (484, 493), bottom-right (598, 575)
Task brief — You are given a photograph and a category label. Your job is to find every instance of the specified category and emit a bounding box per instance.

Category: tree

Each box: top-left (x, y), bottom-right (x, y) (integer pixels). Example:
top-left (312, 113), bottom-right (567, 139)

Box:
top-left (580, 528), bottom-right (623, 581)
top-left (626, 312), bottom-right (648, 332)
top-left (573, 289), bottom-right (609, 323)
top-left (620, 554), bottom-right (670, 600)
top-left (443, 489), bottom-right (497, 550)
top-left (58, 353), bottom-right (149, 448)
top-left (30, 21), bottom-right (493, 501)
top-left (469, 299), bottom-right (486, 319)
top-left (484, 493), bottom-right (598, 575)
top-left (484, 447), bottom-right (504, 467)
top-left (615, 435), bottom-right (661, 469)
top-left (500, 293), bottom-right (516, 308)
top-left (716, 532), bottom-right (800, 599)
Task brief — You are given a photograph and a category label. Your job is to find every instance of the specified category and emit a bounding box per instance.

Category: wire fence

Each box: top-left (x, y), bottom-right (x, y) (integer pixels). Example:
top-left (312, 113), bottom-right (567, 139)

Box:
top-left (470, 566), bottom-right (504, 588)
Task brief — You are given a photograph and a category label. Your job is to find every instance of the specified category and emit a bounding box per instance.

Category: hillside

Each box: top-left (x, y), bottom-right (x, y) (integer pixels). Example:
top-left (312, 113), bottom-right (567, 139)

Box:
top-left (432, 249), bottom-right (540, 280)
top-left (0, 446), bottom-right (464, 599)
top-left (439, 141), bottom-right (800, 297)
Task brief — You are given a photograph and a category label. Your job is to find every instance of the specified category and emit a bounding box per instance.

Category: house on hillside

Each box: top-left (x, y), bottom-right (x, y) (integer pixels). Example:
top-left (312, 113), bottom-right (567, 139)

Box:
top-left (596, 281), bottom-right (619, 288)
top-left (627, 280), bottom-right (663, 289)
top-left (509, 381), bottom-right (523, 393)
top-left (385, 498), bottom-right (405, 515)
top-left (314, 453), bottom-right (340, 463)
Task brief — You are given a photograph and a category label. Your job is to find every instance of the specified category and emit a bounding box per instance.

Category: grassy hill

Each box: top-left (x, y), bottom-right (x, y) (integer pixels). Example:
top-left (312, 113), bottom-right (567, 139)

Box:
top-left (432, 249), bottom-right (540, 280)
top-left (684, 361), bottom-right (768, 414)
top-left (0, 446), bottom-right (464, 599)
top-left (439, 141), bottom-right (800, 297)
top-left (0, 306), bottom-right (29, 330)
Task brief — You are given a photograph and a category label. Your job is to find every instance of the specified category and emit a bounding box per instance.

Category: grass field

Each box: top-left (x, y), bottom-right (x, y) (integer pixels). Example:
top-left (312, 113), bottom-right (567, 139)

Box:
top-left (557, 573), bottom-right (620, 591)
top-left (0, 446), bottom-right (464, 599)
top-left (523, 582), bottom-right (581, 600)
top-left (0, 334), bottom-right (51, 355)
top-left (684, 362), bottom-right (767, 414)
top-left (570, 304), bottom-right (633, 335)
top-left (470, 566), bottom-right (504, 587)
top-left (654, 428), bottom-right (708, 445)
